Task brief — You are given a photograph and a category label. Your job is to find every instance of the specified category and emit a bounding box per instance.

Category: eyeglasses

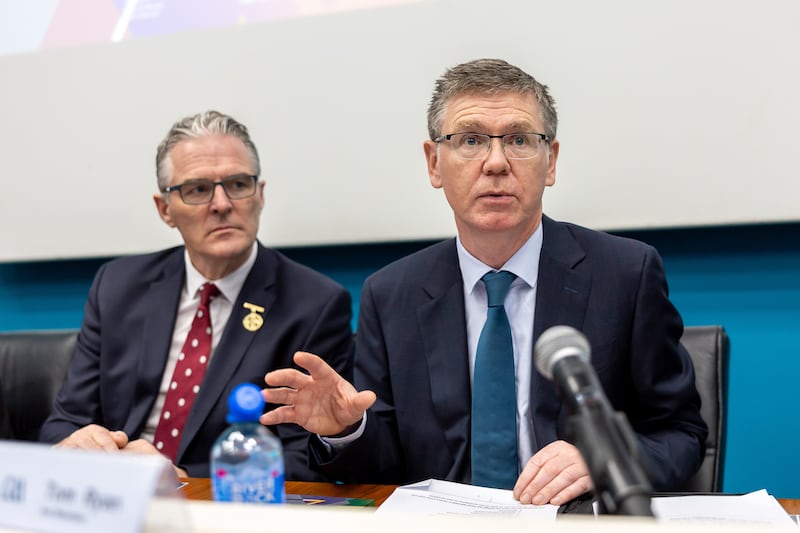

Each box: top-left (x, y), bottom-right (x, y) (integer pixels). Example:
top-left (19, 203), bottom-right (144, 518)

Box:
top-left (162, 174), bottom-right (258, 205)
top-left (433, 132), bottom-right (550, 160)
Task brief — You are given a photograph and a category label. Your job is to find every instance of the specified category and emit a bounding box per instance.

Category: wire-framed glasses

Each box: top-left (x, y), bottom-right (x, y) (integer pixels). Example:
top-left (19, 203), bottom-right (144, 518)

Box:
top-left (434, 132), bottom-right (549, 160)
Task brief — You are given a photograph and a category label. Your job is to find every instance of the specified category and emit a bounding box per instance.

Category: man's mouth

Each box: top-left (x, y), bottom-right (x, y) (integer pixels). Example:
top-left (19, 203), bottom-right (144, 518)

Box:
top-left (210, 226), bottom-right (236, 234)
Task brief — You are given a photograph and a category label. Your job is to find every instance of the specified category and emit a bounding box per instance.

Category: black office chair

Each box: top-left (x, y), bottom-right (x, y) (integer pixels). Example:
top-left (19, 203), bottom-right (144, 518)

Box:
top-left (675, 325), bottom-right (730, 492)
top-left (0, 329), bottom-right (77, 441)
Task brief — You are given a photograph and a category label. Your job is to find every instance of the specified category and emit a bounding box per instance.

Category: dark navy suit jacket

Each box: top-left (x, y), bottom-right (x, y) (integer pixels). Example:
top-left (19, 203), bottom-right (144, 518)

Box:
top-left (312, 216), bottom-right (707, 490)
top-left (40, 243), bottom-right (354, 479)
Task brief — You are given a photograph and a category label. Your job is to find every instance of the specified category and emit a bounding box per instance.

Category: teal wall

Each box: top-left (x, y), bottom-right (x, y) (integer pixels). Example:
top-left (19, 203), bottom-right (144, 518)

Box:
top-left (1, 223), bottom-right (798, 497)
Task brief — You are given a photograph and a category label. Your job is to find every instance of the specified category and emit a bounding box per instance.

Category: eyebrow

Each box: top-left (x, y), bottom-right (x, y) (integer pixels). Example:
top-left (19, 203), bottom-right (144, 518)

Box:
top-left (451, 120), bottom-right (537, 133)
top-left (178, 173), bottom-right (253, 184)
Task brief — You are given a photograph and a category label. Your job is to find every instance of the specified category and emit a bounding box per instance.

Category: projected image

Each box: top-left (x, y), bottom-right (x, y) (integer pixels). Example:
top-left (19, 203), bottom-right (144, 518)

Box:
top-left (2, 0), bottom-right (424, 55)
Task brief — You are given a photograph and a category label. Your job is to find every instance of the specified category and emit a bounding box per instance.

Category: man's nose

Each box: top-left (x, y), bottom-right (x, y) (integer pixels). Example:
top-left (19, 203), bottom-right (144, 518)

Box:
top-left (483, 138), bottom-right (511, 173)
top-left (209, 183), bottom-right (233, 209)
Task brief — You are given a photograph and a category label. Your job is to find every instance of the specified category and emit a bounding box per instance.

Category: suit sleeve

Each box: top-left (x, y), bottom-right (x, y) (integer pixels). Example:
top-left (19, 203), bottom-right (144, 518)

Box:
top-left (626, 246), bottom-right (708, 489)
top-left (39, 264), bottom-right (108, 443)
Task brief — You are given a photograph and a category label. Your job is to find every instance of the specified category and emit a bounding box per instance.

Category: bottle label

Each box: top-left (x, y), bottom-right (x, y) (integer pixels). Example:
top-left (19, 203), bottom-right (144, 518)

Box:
top-left (212, 468), bottom-right (285, 504)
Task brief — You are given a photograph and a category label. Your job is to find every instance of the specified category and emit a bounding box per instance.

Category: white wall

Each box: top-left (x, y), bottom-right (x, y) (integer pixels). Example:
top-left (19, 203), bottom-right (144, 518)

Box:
top-left (2, 0), bottom-right (798, 261)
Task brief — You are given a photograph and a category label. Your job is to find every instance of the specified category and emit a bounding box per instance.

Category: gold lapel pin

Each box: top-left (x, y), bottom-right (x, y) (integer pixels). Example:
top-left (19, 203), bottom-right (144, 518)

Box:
top-left (242, 302), bottom-right (265, 332)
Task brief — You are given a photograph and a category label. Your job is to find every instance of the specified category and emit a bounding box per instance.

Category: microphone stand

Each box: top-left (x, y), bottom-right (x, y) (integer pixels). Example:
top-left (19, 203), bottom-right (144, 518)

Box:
top-left (568, 407), bottom-right (654, 517)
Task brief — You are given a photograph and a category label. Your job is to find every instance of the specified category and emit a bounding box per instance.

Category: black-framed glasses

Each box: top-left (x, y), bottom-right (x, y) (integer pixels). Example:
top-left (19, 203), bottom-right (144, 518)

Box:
top-left (162, 174), bottom-right (258, 205)
top-left (434, 132), bottom-right (550, 160)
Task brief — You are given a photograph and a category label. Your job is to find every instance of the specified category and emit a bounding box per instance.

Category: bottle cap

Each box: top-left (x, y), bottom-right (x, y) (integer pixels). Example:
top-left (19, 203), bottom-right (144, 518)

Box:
top-left (226, 383), bottom-right (265, 423)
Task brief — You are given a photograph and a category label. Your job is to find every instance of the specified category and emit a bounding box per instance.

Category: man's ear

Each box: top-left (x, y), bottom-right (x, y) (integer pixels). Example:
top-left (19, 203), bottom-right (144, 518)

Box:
top-left (256, 179), bottom-right (266, 208)
top-left (545, 139), bottom-right (560, 187)
top-left (153, 194), bottom-right (176, 227)
top-left (424, 140), bottom-right (442, 189)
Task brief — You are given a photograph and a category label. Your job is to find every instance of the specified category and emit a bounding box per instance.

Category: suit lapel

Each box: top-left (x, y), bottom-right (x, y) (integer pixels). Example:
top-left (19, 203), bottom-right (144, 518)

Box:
top-left (533, 216), bottom-right (591, 336)
top-left (129, 249), bottom-right (185, 436)
top-left (531, 216), bottom-right (591, 446)
top-left (178, 245), bottom-right (278, 456)
top-left (417, 241), bottom-right (472, 470)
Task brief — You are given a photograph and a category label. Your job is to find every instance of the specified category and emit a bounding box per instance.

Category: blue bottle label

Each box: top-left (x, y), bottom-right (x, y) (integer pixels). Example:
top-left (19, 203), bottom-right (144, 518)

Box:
top-left (212, 467), bottom-right (285, 503)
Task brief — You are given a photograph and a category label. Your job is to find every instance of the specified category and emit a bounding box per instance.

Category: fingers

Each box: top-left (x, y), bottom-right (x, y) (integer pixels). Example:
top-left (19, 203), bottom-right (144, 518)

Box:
top-left (353, 390), bottom-right (377, 412)
top-left (110, 430), bottom-right (129, 448)
top-left (259, 404), bottom-right (297, 426)
top-left (263, 352), bottom-right (332, 389)
top-left (521, 463), bottom-right (592, 506)
top-left (262, 385), bottom-right (299, 406)
top-left (292, 351), bottom-right (337, 378)
top-left (121, 438), bottom-right (160, 455)
top-left (547, 470), bottom-right (592, 506)
top-left (264, 367), bottom-right (311, 389)
top-left (121, 439), bottom-right (177, 473)
top-left (55, 424), bottom-right (128, 452)
top-left (514, 440), bottom-right (593, 506)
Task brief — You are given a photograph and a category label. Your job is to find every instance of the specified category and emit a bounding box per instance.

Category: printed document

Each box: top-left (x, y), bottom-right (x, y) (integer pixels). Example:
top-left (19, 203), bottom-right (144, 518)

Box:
top-left (374, 479), bottom-right (559, 519)
top-left (652, 489), bottom-right (796, 526)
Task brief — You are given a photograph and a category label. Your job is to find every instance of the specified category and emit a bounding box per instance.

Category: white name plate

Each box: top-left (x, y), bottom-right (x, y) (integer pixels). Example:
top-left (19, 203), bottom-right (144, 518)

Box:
top-left (0, 441), bottom-right (180, 533)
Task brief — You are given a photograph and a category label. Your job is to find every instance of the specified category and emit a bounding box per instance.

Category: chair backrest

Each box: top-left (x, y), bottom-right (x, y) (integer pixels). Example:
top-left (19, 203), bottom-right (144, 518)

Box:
top-left (0, 329), bottom-right (78, 441)
top-left (675, 325), bottom-right (730, 492)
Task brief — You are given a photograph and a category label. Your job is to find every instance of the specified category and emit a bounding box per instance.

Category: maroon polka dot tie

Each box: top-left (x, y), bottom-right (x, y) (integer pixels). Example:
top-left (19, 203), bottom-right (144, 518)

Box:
top-left (154, 282), bottom-right (220, 462)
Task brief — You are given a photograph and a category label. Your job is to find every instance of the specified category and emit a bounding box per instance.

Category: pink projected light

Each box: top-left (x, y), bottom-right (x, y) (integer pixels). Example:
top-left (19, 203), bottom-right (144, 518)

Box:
top-left (26, 0), bottom-right (424, 54)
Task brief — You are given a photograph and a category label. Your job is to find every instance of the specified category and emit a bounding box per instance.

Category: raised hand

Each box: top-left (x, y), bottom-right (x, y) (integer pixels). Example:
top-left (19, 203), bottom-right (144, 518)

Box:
top-left (260, 351), bottom-right (376, 436)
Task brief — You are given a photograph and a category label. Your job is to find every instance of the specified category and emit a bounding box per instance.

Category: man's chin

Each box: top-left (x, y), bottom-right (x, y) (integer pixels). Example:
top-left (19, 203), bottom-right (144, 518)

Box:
top-left (469, 214), bottom-right (524, 233)
top-left (202, 236), bottom-right (254, 258)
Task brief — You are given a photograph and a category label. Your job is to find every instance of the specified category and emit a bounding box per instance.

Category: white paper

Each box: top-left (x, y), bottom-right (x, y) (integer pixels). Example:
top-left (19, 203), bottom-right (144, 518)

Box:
top-left (375, 479), bottom-right (559, 519)
top-left (652, 489), bottom-right (796, 526)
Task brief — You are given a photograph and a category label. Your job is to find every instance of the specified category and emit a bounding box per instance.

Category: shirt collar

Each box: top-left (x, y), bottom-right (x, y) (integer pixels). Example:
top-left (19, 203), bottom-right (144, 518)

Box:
top-left (183, 241), bottom-right (258, 302)
top-left (456, 224), bottom-right (543, 294)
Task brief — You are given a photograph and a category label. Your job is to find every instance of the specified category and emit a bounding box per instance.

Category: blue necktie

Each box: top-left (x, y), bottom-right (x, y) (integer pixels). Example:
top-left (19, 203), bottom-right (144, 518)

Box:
top-left (471, 270), bottom-right (518, 489)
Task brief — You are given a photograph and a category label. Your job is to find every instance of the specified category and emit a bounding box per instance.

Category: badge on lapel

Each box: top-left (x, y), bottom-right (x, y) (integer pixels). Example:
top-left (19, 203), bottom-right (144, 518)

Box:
top-left (242, 302), bottom-right (265, 332)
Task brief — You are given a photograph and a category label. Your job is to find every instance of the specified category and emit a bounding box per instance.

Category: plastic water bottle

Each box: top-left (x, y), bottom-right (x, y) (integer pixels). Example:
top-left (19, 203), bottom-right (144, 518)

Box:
top-left (211, 383), bottom-right (286, 503)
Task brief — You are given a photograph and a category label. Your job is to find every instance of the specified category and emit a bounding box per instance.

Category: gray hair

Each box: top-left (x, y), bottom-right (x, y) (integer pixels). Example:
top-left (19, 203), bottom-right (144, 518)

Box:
top-left (427, 58), bottom-right (558, 142)
top-left (155, 110), bottom-right (260, 191)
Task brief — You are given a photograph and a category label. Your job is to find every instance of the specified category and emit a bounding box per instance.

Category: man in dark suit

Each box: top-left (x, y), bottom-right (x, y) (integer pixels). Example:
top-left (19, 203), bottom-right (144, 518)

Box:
top-left (260, 59), bottom-right (707, 505)
top-left (39, 110), bottom-right (354, 479)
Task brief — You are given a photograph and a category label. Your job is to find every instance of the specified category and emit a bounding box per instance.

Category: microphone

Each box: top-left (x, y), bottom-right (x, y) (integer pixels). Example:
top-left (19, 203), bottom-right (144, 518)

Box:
top-left (534, 325), bottom-right (654, 517)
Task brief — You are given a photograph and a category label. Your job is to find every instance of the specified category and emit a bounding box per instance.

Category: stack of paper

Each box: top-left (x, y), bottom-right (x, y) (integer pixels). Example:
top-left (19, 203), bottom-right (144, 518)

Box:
top-left (652, 489), bottom-right (796, 526)
top-left (375, 479), bottom-right (558, 519)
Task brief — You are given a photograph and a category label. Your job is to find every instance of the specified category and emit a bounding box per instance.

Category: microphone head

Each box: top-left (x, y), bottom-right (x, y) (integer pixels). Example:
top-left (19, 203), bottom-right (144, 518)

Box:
top-left (534, 325), bottom-right (591, 380)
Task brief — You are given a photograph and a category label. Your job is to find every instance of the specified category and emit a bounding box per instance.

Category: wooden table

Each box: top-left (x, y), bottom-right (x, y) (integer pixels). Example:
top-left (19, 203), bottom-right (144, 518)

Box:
top-left (778, 498), bottom-right (800, 514)
top-left (180, 478), bottom-right (395, 506)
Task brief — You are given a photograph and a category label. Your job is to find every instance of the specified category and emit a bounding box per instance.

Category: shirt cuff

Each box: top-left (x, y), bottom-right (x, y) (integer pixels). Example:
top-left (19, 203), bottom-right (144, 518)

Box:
top-left (318, 412), bottom-right (367, 451)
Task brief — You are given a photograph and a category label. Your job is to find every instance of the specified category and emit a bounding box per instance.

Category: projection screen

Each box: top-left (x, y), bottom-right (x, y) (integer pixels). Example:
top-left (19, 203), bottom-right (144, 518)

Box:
top-left (1, 0), bottom-right (798, 261)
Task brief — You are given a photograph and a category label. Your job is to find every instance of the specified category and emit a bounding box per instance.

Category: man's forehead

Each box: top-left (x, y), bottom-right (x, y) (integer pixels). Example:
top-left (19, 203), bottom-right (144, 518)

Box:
top-left (170, 135), bottom-right (250, 162)
top-left (443, 91), bottom-right (541, 130)
top-left (172, 133), bottom-right (244, 152)
top-left (169, 134), bottom-right (255, 178)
